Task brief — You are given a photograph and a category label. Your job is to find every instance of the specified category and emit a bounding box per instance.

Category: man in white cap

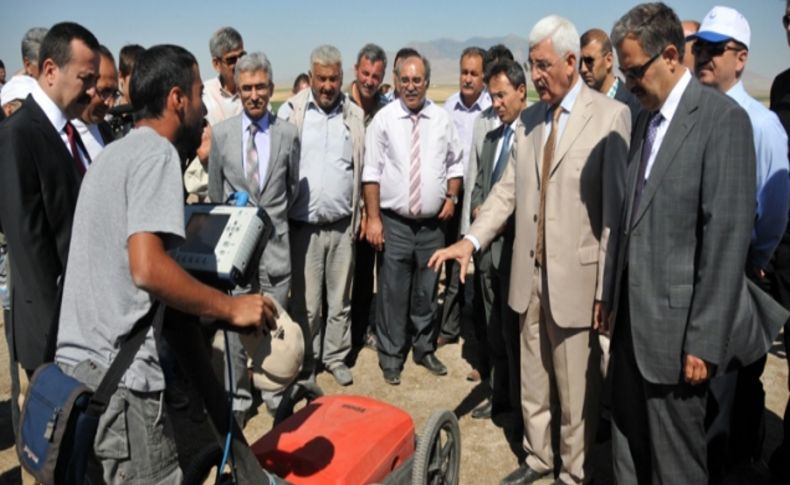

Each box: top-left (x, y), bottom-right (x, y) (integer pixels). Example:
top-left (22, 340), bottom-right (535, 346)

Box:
top-left (690, 7), bottom-right (790, 479)
top-left (0, 74), bottom-right (36, 117)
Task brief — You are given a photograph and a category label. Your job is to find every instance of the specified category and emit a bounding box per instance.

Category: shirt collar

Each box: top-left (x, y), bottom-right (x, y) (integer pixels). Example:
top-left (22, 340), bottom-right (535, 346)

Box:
top-left (217, 76), bottom-right (238, 99)
top-left (242, 110), bottom-right (270, 133)
top-left (658, 68), bottom-right (692, 125)
top-left (453, 90), bottom-right (491, 112)
top-left (546, 78), bottom-right (583, 120)
top-left (725, 80), bottom-right (748, 105)
top-left (31, 81), bottom-right (68, 133)
top-left (606, 77), bottom-right (621, 99)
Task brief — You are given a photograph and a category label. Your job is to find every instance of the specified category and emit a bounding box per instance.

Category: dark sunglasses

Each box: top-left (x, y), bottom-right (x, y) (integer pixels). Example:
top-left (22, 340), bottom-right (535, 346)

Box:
top-left (691, 40), bottom-right (743, 57)
top-left (783, 14), bottom-right (790, 29)
top-left (620, 51), bottom-right (661, 81)
top-left (580, 56), bottom-right (597, 69)
top-left (220, 51), bottom-right (247, 66)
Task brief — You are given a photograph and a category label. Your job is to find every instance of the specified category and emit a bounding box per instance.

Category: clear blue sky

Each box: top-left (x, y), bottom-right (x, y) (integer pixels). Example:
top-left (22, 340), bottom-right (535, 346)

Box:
top-left (1, 0), bottom-right (788, 85)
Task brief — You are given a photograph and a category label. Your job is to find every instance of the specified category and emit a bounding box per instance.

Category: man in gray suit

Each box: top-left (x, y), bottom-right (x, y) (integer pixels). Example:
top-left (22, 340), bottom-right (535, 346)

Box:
top-left (208, 52), bottom-right (300, 419)
top-left (606, 4), bottom-right (788, 483)
top-left (468, 58), bottom-right (526, 420)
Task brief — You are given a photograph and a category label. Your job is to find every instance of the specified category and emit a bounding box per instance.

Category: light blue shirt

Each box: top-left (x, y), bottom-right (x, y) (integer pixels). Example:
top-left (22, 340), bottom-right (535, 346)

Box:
top-left (543, 78), bottom-right (582, 147)
top-left (727, 81), bottom-right (790, 269)
top-left (242, 112), bottom-right (271, 192)
top-left (289, 92), bottom-right (354, 224)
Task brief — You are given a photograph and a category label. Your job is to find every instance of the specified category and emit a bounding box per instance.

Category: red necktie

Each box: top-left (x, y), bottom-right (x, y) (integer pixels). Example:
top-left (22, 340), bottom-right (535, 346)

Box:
top-left (64, 121), bottom-right (86, 176)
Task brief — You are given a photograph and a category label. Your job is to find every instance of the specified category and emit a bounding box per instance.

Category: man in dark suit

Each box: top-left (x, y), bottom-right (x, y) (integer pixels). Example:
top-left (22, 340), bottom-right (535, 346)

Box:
top-left (73, 44), bottom-right (119, 159)
top-left (0, 22), bottom-right (100, 376)
top-left (208, 52), bottom-right (300, 420)
top-left (605, 4), bottom-right (788, 483)
top-left (579, 28), bottom-right (642, 125)
top-left (467, 59), bottom-right (525, 420)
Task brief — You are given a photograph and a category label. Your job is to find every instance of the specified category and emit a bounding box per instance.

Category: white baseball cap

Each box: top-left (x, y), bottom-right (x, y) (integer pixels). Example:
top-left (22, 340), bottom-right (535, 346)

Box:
top-left (1, 75), bottom-right (36, 107)
top-left (240, 300), bottom-right (304, 392)
top-left (692, 6), bottom-right (751, 49)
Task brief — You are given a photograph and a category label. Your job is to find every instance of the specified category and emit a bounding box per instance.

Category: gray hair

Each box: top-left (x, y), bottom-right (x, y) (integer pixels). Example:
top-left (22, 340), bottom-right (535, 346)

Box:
top-left (611, 3), bottom-right (685, 62)
top-left (528, 15), bottom-right (580, 59)
top-left (394, 53), bottom-right (431, 83)
top-left (234, 52), bottom-right (273, 86)
top-left (21, 27), bottom-right (48, 62)
top-left (356, 43), bottom-right (387, 68)
top-left (310, 44), bottom-right (342, 68)
top-left (209, 27), bottom-right (243, 59)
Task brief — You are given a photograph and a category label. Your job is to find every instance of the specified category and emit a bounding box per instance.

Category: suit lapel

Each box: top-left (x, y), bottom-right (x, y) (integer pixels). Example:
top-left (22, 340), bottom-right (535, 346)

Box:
top-left (480, 125), bottom-right (502, 192)
top-left (623, 111), bottom-right (649, 229)
top-left (632, 81), bottom-right (699, 226)
top-left (530, 105), bottom-right (546, 179)
top-left (551, 85), bottom-right (592, 176)
top-left (224, 116), bottom-right (258, 204)
top-left (260, 112), bottom-right (281, 196)
top-left (26, 96), bottom-right (81, 181)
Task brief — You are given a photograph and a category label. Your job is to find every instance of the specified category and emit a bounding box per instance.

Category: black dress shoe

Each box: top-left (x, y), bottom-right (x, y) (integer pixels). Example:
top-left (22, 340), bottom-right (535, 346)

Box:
top-left (415, 353), bottom-right (447, 376)
top-left (500, 463), bottom-right (551, 485)
top-left (471, 399), bottom-right (492, 419)
top-left (382, 369), bottom-right (401, 385)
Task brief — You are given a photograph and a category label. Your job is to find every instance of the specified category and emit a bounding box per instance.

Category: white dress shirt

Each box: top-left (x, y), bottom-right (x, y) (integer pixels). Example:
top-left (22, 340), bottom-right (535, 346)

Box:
top-left (203, 77), bottom-right (242, 126)
top-left (444, 90), bottom-right (492, 174)
top-left (644, 69), bottom-right (692, 180)
top-left (72, 119), bottom-right (106, 161)
top-left (31, 82), bottom-right (89, 169)
top-left (363, 99), bottom-right (464, 219)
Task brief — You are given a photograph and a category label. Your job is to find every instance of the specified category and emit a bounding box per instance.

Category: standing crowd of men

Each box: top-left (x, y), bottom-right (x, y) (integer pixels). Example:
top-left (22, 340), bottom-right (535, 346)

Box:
top-left (1, 2), bottom-right (790, 484)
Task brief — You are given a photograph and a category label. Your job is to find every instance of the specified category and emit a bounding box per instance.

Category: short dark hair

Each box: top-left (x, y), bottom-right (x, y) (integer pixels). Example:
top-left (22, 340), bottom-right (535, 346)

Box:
top-left (580, 28), bottom-right (613, 55)
top-left (612, 2), bottom-right (685, 63)
top-left (119, 44), bottom-right (145, 77)
top-left (484, 59), bottom-right (527, 98)
top-left (37, 22), bottom-right (99, 73)
top-left (460, 46), bottom-right (486, 64)
top-left (394, 53), bottom-right (431, 83)
top-left (0, 59), bottom-right (4, 69)
top-left (130, 44), bottom-right (198, 120)
top-left (393, 47), bottom-right (419, 67)
top-left (292, 73), bottom-right (309, 91)
top-left (484, 44), bottom-right (514, 71)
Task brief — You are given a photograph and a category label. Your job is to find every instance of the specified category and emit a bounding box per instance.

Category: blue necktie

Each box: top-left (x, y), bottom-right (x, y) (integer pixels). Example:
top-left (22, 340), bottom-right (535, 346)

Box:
top-left (490, 125), bottom-right (513, 189)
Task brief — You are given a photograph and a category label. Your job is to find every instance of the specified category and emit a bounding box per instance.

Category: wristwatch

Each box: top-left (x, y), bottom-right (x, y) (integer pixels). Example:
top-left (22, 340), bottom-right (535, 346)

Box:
top-left (447, 194), bottom-right (459, 205)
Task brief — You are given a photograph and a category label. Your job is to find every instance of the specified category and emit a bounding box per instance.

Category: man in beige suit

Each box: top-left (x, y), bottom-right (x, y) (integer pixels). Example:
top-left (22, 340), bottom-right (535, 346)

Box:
top-left (429, 15), bottom-right (630, 485)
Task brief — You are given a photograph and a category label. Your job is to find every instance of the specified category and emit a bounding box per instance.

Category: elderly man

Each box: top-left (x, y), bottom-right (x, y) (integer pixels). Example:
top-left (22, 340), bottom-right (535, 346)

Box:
top-left (20, 27), bottom-right (48, 78)
top-left (73, 45), bottom-right (119, 159)
top-left (579, 29), bottom-right (642, 124)
top-left (209, 52), bottom-right (300, 419)
top-left (364, 52), bottom-right (463, 386)
top-left (606, 4), bottom-right (787, 483)
top-left (437, 46), bottom-right (491, 346)
top-left (278, 45), bottom-right (365, 386)
top-left (348, 43), bottom-right (388, 351)
top-left (184, 26), bottom-right (245, 201)
top-left (689, 6), bottom-right (790, 477)
top-left (430, 15), bottom-right (630, 485)
top-left (467, 59), bottom-right (527, 421)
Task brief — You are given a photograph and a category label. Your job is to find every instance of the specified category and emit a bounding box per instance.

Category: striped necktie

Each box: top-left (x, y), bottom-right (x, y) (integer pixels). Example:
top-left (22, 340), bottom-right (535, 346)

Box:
top-left (409, 114), bottom-right (422, 216)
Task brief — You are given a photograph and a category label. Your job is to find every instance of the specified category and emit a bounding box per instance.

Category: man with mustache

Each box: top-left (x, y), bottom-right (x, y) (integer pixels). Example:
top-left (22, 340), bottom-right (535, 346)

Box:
top-left (688, 6), bottom-right (789, 479)
top-left (348, 43), bottom-right (388, 352)
top-left (579, 29), bottom-right (642, 125)
top-left (364, 52), bottom-right (463, 385)
top-left (55, 44), bottom-right (278, 482)
top-left (72, 45), bottom-right (119, 159)
top-left (278, 45), bottom-right (365, 387)
top-left (208, 52), bottom-right (300, 422)
top-left (429, 15), bottom-right (630, 484)
top-left (0, 22), bottom-right (100, 380)
top-left (437, 46), bottom-right (491, 348)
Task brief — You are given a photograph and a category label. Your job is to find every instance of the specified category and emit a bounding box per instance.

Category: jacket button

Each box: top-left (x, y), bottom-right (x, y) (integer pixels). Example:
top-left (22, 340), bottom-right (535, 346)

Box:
top-left (529, 250), bottom-right (534, 258)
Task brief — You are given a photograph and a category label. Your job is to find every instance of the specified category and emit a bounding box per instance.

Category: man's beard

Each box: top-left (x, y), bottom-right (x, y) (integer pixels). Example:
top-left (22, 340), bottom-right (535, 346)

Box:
top-left (174, 117), bottom-right (203, 162)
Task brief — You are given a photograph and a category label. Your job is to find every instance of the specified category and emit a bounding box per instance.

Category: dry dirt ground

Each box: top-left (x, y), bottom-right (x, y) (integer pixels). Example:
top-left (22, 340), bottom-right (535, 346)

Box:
top-left (0, 294), bottom-right (787, 484)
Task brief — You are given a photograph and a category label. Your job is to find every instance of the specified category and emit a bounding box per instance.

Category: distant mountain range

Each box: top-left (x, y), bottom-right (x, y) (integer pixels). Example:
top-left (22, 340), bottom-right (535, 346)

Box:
top-left (369, 34), bottom-right (771, 96)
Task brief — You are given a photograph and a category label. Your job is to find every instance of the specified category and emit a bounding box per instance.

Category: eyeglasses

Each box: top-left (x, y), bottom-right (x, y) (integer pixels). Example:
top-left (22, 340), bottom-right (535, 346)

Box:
top-left (619, 51), bottom-right (662, 81)
top-left (220, 51), bottom-right (246, 66)
top-left (783, 14), bottom-right (790, 29)
top-left (96, 88), bottom-right (120, 100)
top-left (691, 40), bottom-right (744, 57)
top-left (527, 57), bottom-right (558, 74)
top-left (579, 56), bottom-right (597, 70)
top-left (399, 76), bottom-right (425, 87)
